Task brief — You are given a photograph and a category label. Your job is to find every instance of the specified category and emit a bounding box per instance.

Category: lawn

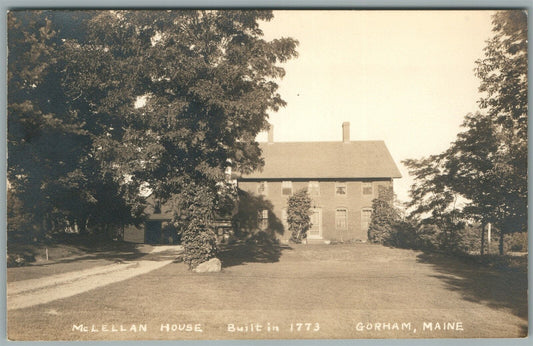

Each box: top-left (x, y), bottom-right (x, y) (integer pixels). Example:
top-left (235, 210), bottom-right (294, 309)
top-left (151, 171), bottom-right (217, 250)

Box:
top-left (7, 243), bottom-right (528, 340)
top-left (7, 239), bottom-right (151, 282)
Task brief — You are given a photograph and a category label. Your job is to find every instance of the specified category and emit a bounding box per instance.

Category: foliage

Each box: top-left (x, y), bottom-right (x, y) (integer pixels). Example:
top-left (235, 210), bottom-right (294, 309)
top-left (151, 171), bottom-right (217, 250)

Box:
top-left (287, 189), bottom-right (312, 243)
top-left (69, 10), bottom-right (298, 200)
top-left (178, 182), bottom-right (218, 269)
top-left (232, 189), bottom-right (284, 241)
top-left (7, 253), bottom-right (36, 268)
top-left (504, 232), bottom-right (528, 253)
top-left (367, 186), bottom-right (400, 244)
top-left (8, 10), bottom-right (298, 256)
top-left (7, 189), bottom-right (32, 241)
top-left (403, 10), bottom-right (527, 255)
top-left (7, 11), bottom-right (145, 240)
top-left (385, 220), bottom-right (418, 249)
top-left (366, 187), bottom-right (421, 249)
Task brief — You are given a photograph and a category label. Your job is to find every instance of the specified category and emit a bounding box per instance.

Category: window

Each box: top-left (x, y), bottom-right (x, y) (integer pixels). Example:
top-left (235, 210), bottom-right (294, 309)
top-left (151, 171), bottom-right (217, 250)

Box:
top-left (257, 181), bottom-right (268, 196)
top-left (308, 181), bottom-right (320, 196)
top-left (335, 208), bottom-right (348, 229)
top-left (335, 182), bottom-right (347, 196)
top-left (282, 181), bottom-right (293, 196)
top-left (362, 182), bottom-right (373, 195)
top-left (258, 209), bottom-right (269, 230)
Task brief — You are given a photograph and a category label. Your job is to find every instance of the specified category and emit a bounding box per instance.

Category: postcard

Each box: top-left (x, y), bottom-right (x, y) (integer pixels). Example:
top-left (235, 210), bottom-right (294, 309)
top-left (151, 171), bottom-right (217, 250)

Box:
top-left (6, 9), bottom-right (528, 340)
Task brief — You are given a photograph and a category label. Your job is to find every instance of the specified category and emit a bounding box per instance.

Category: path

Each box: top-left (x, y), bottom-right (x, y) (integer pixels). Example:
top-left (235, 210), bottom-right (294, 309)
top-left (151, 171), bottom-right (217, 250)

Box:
top-left (7, 245), bottom-right (183, 311)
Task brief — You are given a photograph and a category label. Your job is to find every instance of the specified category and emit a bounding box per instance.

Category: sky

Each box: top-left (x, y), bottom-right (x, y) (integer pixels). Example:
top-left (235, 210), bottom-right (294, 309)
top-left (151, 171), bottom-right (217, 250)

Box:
top-left (256, 10), bottom-right (496, 203)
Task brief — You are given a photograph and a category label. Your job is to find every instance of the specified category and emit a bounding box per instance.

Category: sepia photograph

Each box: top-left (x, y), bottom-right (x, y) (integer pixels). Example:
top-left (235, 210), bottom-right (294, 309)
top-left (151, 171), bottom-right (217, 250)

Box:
top-left (5, 9), bottom-right (528, 340)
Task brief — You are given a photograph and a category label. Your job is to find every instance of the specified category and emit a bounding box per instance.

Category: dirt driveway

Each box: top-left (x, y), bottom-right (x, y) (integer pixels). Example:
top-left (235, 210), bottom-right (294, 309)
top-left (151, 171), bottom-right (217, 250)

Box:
top-left (7, 243), bottom-right (528, 340)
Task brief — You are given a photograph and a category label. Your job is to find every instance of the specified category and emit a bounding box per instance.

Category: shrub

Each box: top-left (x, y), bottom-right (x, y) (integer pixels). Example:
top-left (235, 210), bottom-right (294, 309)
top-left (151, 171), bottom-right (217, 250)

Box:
top-left (368, 186), bottom-right (401, 244)
top-left (405, 221), bottom-right (488, 255)
top-left (178, 183), bottom-right (219, 269)
top-left (181, 223), bottom-right (218, 269)
top-left (505, 232), bottom-right (528, 252)
top-left (387, 220), bottom-right (418, 249)
top-left (287, 189), bottom-right (312, 243)
top-left (7, 252), bottom-right (35, 267)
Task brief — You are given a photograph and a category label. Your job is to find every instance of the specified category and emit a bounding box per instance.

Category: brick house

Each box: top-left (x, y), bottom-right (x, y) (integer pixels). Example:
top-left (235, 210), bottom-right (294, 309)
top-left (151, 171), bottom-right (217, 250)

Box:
top-left (237, 122), bottom-right (402, 243)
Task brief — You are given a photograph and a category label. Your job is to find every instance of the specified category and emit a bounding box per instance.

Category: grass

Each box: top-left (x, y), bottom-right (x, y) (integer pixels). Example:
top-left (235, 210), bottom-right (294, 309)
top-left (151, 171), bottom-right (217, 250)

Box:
top-left (7, 238), bottom-right (150, 281)
top-left (7, 242), bottom-right (528, 340)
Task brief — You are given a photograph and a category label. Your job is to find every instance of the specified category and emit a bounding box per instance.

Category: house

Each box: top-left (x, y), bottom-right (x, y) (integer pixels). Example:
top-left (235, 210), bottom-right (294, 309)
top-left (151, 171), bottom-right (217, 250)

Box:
top-left (236, 122), bottom-right (402, 243)
top-left (123, 180), bottom-right (237, 245)
top-left (123, 195), bottom-right (177, 244)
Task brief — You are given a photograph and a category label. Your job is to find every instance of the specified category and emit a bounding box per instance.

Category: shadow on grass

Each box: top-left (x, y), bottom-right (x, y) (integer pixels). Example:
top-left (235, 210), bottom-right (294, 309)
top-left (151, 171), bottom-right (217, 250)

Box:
top-left (218, 241), bottom-right (292, 268)
top-left (416, 252), bottom-right (528, 320)
top-left (10, 240), bottom-right (150, 267)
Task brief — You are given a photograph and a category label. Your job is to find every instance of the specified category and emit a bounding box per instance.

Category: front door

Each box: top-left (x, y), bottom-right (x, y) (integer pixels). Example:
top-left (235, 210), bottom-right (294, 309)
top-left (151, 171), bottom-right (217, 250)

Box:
top-left (361, 209), bottom-right (372, 234)
top-left (307, 208), bottom-right (322, 239)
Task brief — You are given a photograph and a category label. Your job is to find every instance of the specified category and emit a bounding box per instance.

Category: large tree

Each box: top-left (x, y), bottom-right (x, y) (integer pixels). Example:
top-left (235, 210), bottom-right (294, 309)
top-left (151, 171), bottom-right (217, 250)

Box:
top-left (8, 11), bottom-right (148, 240)
top-left (63, 10), bottom-right (297, 193)
top-left (404, 10), bottom-right (527, 255)
top-left (8, 11), bottom-right (298, 262)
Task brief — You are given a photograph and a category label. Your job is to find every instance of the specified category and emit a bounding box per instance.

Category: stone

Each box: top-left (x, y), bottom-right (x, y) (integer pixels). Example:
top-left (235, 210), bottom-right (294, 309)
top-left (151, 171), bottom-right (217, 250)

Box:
top-left (193, 258), bottom-right (222, 273)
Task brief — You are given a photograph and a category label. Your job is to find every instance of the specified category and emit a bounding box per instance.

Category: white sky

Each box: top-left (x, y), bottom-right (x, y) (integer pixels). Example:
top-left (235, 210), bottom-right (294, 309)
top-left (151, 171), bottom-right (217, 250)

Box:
top-left (258, 10), bottom-right (495, 203)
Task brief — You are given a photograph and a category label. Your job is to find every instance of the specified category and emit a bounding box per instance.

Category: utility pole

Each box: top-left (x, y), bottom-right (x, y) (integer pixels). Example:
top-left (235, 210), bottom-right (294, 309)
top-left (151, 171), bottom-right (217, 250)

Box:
top-left (487, 223), bottom-right (492, 254)
top-left (480, 223), bottom-right (485, 256)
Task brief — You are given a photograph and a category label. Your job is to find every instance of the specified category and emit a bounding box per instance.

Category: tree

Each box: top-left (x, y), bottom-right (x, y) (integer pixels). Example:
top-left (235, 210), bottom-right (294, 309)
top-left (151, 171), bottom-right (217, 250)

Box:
top-left (448, 10), bottom-right (527, 255)
top-left (471, 10), bottom-right (527, 254)
top-left (402, 153), bottom-right (466, 251)
top-left (66, 10), bottom-right (297, 196)
top-left (73, 10), bottom-right (298, 263)
top-left (287, 189), bottom-right (312, 243)
top-left (8, 11), bottom-right (298, 264)
top-left (8, 11), bottom-right (146, 241)
top-left (404, 10), bottom-right (527, 255)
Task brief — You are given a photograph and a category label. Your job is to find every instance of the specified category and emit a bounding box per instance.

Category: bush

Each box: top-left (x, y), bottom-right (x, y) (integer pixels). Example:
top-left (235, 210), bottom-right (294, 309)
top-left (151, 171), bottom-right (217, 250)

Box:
top-left (387, 220), bottom-right (418, 248)
top-left (368, 222), bottom-right (392, 245)
top-left (505, 232), bottom-right (528, 252)
top-left (287, 189), bottom-right (312, 243)
top-left (7, 252), bottom-right (35, 267)
top-left (181, 223), bottom-right (218, 269)
top-left (178, 183), bottom-right (219, 269)
top-left (367, 186), bottom-right (401, 244)
top-left (408, 223), bottom-right (481, 254)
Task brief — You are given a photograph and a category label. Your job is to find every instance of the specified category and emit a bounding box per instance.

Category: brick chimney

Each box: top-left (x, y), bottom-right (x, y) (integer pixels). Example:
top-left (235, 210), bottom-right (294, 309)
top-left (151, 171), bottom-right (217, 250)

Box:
top-left (342, 122), bottom-right (350, 143)
top-left (268, 124), bottom-right (274, 143)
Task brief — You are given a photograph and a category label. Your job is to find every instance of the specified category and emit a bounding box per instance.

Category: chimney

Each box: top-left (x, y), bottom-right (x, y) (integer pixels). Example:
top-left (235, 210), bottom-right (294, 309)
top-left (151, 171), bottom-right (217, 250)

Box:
top-left (268, 124), bottom-right (274, 143)
top-left (342, 122), bottom-right (350, 143)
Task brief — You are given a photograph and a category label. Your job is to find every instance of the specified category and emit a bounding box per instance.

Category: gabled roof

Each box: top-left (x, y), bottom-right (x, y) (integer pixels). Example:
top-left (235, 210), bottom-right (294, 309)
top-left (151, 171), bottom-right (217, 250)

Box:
top-left (241, 141), bottom-right (402, 180)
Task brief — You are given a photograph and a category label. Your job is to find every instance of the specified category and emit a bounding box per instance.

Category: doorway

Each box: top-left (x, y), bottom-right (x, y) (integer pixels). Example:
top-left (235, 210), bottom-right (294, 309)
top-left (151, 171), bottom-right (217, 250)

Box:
top-left (307, 208), bottom-right (322, 239)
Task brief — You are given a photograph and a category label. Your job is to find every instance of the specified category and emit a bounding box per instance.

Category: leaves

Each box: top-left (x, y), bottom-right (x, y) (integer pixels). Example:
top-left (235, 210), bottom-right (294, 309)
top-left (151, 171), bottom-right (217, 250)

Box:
top-left (8, 10), bottom-right (298, 244)
top-left (404, 11), bottom-right (527, 254)
top-left (287, 189), bottom-right (312, 243)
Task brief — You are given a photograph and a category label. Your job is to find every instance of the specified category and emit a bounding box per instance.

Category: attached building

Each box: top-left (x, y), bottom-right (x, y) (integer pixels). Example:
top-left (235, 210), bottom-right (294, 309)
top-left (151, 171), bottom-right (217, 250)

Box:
top-left (237, 122), bottom-right (402, 243)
